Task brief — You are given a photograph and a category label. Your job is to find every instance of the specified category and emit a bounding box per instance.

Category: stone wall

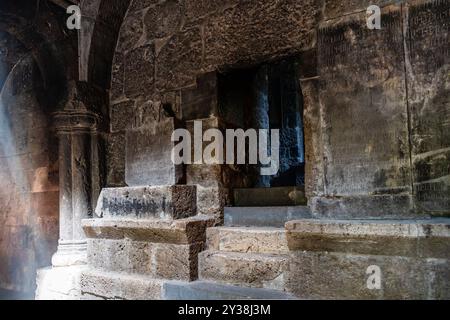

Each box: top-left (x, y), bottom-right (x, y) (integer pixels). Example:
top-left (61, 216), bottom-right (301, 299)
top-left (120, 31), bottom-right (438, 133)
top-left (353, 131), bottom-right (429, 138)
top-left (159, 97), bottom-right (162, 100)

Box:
top-left (0, 55), bottom-right (59, 293)
top-left (108, 0), bottom-right (321, 222)
top-left (107, 0), bottom-right (449, 221)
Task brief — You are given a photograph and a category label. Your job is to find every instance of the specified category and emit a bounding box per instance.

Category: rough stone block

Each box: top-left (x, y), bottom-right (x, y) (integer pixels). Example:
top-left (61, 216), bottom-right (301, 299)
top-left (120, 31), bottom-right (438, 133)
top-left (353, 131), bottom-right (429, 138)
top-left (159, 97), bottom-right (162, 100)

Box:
top-left (83, 216), bottom-right (214, 244)
top-left (153, 242), bottom-right (204, 281)
top-left (234, 187), bottom-right (307, 207)
top-left (207, 227), bottom-right (289, 254)
top-left (317, 6), bottom-right (416, 218)
top-left (80, 269), bottom-right (164, 300)
top-left (286, 251), bottom-right (449, 300)
top-left (199, 250), bottom-right (289, 290)
top-left (95, 185), bottom-right (196, 220)
top-left (125, 118), bottom-right (183, 186)
top-left (163, 280), bottom-right (297, 300)
top-left (286, 218), bottom-right (450, 259)
top-left (224, 206), bottom-right (311, 228)
top-left (406, 0), bottom-right (450, 215)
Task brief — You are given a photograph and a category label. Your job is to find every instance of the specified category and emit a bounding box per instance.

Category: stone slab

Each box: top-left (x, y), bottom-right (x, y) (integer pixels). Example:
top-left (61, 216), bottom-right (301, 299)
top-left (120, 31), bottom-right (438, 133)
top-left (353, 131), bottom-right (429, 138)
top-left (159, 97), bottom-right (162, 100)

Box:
top-left (80, 269), bottom-right (164, 300)
top-left (317, 5), bottom-right (415, 218)
top-left (83, 215), bottom-right (214, 244)
top-left (286, 251), bottom-right (449, 299)
top-left (207, 227), bottom-right (289, 254)
top-left (87, 239), bottom-right (203, 281)
top-left (95, 185), bottom-right (197, 220)
top-left (224, 206), bottom-right (312, 228)
top-left (125, 118), bottom-right (183, 186)
top-left (234, 187), bottom-right (307, 207)
top-left (286, 218), bottom-right (450, 258)
top-left (163, 280), bottom-right (297, 300)
top-left (198, 250), bottom-right (289, 291)
top-left (406, 0), bottom-right (450, 215)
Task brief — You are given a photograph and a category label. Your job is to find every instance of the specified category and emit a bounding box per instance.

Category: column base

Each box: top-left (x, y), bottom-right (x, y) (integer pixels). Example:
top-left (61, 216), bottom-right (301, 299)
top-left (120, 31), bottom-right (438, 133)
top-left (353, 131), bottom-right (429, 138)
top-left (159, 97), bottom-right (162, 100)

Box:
top-left (51, 240), bottom-right (87, 267)
top-left (35, 265), bottom-right (87, 300)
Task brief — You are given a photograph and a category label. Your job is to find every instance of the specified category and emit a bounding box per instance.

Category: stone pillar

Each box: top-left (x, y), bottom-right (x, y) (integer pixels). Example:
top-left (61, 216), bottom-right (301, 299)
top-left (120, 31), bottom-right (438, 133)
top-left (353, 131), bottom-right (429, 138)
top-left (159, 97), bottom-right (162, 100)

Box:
top-left (36, 110), bottom-right (98, 300)
top-left (52, 110), bottom-right (98, 266)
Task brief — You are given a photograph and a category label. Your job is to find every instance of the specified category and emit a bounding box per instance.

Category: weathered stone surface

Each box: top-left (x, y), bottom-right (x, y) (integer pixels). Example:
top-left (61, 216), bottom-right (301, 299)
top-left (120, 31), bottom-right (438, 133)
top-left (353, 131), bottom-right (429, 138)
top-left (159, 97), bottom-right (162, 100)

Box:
top-left (80, 269), bottom-right (164, 300)
top-left (406, 0), bottom-right (450, 215)
top-left (95, 185), bottom-right (197, 220)
top-left (310, 194), bottom-right (418, 219)
top-left (196, 186), bottom-right (232, 224)
top-left (153, 242), bottom-right (204, 281)
top-left (144, 0), bottom-right (184, 39)
top-left (301, 79), bottom-right (324, 198)
top-left (203, 0), bottom-right (319, 68)
top-left (83, 216), bottom-right (213, 244)
top-left (124, 44), bottom-right (155, 99)
top-left (87, 238), bottom-right (203, 281)
top-left (163, 280), bottom-right (297, 300)
top-left (125, 118), bottom-right (183, 186)
top-left (286, 218), bottom-right (450, 259)
top-left (199, 250), bottom-right (289, 290)
top-left (155, 28), bottom-right (202, 90)
top-left (323, 0), bottom-right (394, 21)
top-left (286, 251), bottom-right (449, 299)
top-left (110, 100), bottom-right (135, 133)
top-left (234, 187), bottom-right (307, 207)
top-left (106, 132), bottom-right (126, 187)
top-left (224, 206), bottom-right (312, 228)
top-left (207, 227), bottom-right (289, 254)
top-left (317, 6), bottom-right (415, 218)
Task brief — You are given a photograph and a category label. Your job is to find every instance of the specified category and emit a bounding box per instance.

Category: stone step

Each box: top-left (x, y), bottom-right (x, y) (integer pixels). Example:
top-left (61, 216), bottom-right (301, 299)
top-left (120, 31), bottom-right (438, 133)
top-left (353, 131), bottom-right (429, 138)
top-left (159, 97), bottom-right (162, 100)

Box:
top-left (224, 206), bottom-right (311, 227)
top-left (163, 280), bottom-right (297, 300)
top-left (198, 250), bottom-right (289, 290)
top-left (234, 187), bottom-right (307, 207)
top-left (207, 227), bottom-right (288, 254)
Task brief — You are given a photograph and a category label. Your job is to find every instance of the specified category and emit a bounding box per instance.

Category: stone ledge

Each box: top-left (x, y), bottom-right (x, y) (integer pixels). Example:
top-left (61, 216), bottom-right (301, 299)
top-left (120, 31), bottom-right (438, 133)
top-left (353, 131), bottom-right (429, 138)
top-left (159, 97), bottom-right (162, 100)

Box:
top-left (286, 251), bottom-right (449, 300)
top-left (163, 280), bottom-right (298, 300)
top-left (87, 239), bottom-right (204, 281)
top-left (286, 218), bottom-right (450, 258)
top-left (80, 269), bottom-right (165, 300)
top-left (95, 185), bottom-right (197, 220)
top-left (207, 227), bottom-right (289, 254)
top-left (83, 215), bottom-right (215, 244)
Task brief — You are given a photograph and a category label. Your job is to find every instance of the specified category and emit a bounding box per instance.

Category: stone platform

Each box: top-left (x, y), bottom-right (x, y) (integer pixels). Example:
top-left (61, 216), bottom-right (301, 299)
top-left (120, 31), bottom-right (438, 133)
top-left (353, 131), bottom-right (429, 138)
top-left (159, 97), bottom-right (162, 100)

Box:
top-left (285, 218), bottom-right (450, 299)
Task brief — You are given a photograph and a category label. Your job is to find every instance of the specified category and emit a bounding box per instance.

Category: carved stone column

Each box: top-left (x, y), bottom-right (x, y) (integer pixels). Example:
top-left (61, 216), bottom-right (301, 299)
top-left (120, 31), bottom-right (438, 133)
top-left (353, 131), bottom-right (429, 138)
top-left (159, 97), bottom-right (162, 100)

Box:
top-left (51, 110), bottom-right (98, 266)
top-left (36, 110), bottom-right (99, 300)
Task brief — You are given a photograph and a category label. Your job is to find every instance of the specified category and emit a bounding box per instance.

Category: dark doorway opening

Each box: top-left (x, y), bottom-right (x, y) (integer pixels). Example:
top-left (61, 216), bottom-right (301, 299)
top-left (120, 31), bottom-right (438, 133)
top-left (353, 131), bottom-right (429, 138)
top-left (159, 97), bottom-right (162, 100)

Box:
top-left (218, 57), bottom-right (305, 189)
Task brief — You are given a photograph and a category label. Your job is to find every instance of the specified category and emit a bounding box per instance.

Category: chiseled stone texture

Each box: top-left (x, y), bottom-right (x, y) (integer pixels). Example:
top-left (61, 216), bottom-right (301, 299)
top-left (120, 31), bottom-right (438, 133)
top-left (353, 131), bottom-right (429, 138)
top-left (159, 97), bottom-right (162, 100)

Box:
top-left (286, 219), bottom-right (450, 259)
top-left (406, 0), bottom-right (450, 215)
top-left (207, 227), bottom-right (289, 254)
top-left (95, 185), bottom-right (197, 220)
top-left (285, 218), bottom-right (450, 299)
top-left (286, 251), bottom-right (449, 300)
top-left (80, 269), bottom-right (164, 300)
top-left (316, 5), bottom-right (416, 218)
top-left (198, 250), bottom-right (289, 291)
top-left (83, 216), bottom-right (214, 285)
top-left (126, 118), bottom-right (184, 186)
top-left (83, 216), bottom-right (214, 244)
top-left (87, 239), bottom-right (204, 281)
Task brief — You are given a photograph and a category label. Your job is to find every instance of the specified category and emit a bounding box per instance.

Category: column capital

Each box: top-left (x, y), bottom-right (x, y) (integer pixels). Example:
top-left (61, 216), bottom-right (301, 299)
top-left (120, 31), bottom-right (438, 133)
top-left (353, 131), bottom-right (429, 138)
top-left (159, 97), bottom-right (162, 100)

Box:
top-left (53, 110), bottom-right (99, 134)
